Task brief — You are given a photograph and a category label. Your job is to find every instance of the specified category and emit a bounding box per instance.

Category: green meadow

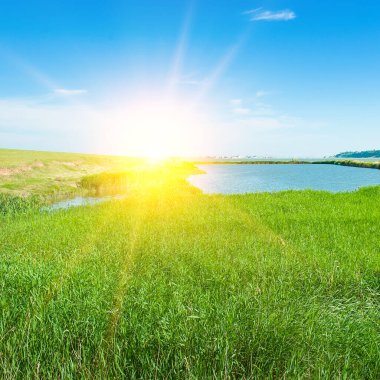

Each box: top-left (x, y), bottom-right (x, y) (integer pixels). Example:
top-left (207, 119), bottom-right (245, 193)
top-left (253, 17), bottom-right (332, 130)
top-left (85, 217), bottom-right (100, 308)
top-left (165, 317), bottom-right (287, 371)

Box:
top-left (1, 150), bottom-right (380, 379)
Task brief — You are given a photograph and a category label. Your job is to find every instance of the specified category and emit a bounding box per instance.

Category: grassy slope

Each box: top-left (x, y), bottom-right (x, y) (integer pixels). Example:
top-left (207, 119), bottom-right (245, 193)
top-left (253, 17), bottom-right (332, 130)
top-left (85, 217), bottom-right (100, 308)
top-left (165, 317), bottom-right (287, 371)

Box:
top-left (0, 150), bottom-right (380, 378)
top-left (0, 149), bottom-right (142, 198)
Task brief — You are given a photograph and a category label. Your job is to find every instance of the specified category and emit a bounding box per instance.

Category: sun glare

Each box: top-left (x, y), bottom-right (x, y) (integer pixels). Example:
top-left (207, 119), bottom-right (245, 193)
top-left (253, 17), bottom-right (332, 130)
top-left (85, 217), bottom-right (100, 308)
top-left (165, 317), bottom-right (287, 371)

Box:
top-left (118, 96), bottom-right (205, 159)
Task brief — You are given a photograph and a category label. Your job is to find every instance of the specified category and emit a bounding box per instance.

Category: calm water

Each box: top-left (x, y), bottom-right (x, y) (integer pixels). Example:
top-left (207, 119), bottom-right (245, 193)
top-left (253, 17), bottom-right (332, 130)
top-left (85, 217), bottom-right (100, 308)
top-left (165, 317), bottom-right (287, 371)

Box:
top-left (42, 195), bottom-right (124, 212)
top-left (188, 164), bottom-right (380, 194)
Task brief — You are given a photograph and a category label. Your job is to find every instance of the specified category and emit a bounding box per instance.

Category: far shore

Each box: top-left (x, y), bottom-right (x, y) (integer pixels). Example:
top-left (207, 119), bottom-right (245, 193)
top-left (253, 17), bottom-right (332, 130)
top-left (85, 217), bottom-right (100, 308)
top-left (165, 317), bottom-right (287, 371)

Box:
top-left (193, 159), bottom-right (380, 170)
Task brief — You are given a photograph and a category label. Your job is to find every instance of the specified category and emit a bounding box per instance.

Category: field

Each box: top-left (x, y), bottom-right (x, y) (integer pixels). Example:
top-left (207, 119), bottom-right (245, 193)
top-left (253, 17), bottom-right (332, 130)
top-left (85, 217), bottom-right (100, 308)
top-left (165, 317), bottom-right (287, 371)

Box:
top-left (1, 150), bottom-right (380, 379)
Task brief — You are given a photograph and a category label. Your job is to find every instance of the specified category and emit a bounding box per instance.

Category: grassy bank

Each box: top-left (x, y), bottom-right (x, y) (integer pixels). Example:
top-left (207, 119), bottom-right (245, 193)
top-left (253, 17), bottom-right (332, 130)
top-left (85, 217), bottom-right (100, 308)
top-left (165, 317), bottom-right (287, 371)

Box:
top-left (0, 152), bottom-right (379, 378)
top-left (2, 148), bottom-right (379, 202)
top-left (80, 161), bottom-right (203, 195)
top-left (195, 160), bottom-right (310, 165)
top-left (196, 159), bottom-right (380, 170)
top-left (0, 149), bottom-right (143, 199)
top-left (314, 160), bottom-right (380, 170)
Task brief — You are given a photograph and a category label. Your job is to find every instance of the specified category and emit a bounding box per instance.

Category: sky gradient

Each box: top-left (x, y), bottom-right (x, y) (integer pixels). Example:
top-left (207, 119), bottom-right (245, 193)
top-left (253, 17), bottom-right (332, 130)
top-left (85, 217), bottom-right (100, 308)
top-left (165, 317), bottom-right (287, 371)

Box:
top-left (1, 0), bottom-right (380, 157)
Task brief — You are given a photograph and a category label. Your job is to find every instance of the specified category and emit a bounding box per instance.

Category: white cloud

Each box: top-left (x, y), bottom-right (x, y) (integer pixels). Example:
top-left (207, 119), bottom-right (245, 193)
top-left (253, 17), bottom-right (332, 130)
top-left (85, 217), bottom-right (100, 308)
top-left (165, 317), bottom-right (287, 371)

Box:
top-left (249, 102), bottom-right (274, 116)
top-left (245, 9), bottom-right (296, 22)
top-left (54, 88), bottom-right (87, 96)
top-left (227, 96), bottom-right (302, 131)
top-left (233, 107), bottom-right (251, 115)
top-left (230, 99), bottom-right (250, 115)
top-left (0, 98), bottom-right (96, 135)
top-left (230, 98), bottom-right (274, 117)
top-left (0, 95), bottom-right (212, 156)
top-left (176, 73), bottom-right (208, 87)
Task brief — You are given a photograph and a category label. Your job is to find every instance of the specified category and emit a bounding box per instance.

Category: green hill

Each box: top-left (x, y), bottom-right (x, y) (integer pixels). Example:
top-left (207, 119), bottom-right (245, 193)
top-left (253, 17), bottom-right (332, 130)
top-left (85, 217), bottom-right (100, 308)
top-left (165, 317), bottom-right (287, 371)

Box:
top-left (335, 150), bottom-right (380, 158)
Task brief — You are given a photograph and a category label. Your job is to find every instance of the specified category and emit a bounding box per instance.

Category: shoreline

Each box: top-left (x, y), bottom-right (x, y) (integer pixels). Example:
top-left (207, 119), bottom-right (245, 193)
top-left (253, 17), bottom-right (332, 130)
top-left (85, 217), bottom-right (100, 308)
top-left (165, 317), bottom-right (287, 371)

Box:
top-left (193, 159), bottom-right (380, 170)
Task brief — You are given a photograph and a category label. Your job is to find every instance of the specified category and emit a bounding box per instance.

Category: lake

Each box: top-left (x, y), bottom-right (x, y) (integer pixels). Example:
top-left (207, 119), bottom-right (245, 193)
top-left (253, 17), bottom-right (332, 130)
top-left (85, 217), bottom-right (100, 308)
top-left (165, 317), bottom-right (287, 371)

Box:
top-left (188, 164), bottom-right (380, 194)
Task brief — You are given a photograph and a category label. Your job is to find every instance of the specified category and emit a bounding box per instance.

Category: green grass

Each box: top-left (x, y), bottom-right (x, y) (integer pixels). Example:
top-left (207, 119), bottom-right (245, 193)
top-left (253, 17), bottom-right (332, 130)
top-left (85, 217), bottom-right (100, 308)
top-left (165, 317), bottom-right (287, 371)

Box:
top-left (195, 160), bottom-right (310, 165)
top-left (194, 158), bottom-right (380, 171)
top-left (314, 160), bottom-right (380, 170)
top-left (0, 193), bottom-right (41, 215)
top-left (0, 150), bottom-right (380, 378)
top-left (2, 148), bottom-right (378, 201)
top-left (0, 148), bottom-right (143, 199)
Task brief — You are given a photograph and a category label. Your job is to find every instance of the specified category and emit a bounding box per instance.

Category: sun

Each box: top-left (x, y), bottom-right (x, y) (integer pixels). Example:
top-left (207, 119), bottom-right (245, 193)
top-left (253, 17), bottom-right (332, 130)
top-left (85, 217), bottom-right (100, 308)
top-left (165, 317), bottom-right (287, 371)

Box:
top-left (118, 95), bottom-right (205, 159)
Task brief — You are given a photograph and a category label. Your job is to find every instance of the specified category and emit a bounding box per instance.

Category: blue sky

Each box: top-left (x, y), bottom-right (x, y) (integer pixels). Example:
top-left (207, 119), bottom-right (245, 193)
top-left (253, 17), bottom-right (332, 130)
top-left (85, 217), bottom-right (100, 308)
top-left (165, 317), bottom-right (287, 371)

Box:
top-left (0, 0), bottom-right (379, 157)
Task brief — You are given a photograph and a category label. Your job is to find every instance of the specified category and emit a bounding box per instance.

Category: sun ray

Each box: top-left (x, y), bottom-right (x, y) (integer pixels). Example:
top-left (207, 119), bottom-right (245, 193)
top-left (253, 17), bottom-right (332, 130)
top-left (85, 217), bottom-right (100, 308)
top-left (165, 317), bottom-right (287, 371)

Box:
top-left (191, 31), bottom-right (251, 107)
top-left (166, 1), bottom-right (196, 96)
top-left (0, 46), bottom-right (59, 91)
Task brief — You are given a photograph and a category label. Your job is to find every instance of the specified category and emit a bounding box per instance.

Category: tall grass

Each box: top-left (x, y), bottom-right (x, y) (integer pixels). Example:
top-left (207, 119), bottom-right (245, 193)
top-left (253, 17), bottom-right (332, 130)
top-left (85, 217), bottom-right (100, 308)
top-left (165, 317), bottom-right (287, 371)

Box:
top-left (195, 160), bottom-right (309, 165)
top-left (314, 160), bottom-right (380, 169)
top-left (0, 162), bottom-right (379, 378)
top-left (80, 161), bottom-right (203, 195)
top-left (0, 148), bottom-right (144, 198)
top-left (0, 193), bottom-right (41, 215)
top-left (80, 172), bottom-right (133, 195)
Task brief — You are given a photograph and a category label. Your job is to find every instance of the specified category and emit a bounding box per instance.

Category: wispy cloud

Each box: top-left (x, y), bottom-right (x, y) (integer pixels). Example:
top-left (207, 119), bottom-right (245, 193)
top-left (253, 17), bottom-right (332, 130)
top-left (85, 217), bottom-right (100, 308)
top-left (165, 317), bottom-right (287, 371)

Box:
top-left (230, 99), bottom-right (249, 114)
top-left (230, 99), bottom-right (242, 106)
top-left (255, 90), bottom-right (273, 98)
top-left (180, 79), bottom-right (204, 86)
top-left (233, 107), bottom-right (251, 115)
top-left (227, 97), bottom-right (300, 131)
top-left (0, 95), bottom-right (210, 156)
top-left (0, 97), bottom-right (94, 135)
top-left (0, 96), bottom-right (123, 153)
top-left (176, 76), bottom-right (205, 86)
top-left (230, 98), bottom-right (273, 116)
top-left (54, 88), bottom-right (87, 96)
top-left (232, 115), bottom-right (300, 130)
top-left (245, 8), bottom-right (296, 22)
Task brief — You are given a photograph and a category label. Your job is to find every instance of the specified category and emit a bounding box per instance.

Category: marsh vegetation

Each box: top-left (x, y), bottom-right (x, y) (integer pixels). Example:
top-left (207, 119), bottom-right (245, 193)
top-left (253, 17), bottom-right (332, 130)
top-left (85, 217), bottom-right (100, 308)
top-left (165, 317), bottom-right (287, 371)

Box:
top-left (0, 150), bottom-right (379, 378)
